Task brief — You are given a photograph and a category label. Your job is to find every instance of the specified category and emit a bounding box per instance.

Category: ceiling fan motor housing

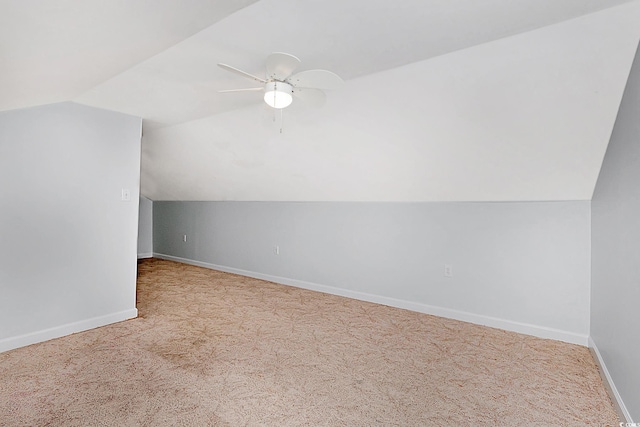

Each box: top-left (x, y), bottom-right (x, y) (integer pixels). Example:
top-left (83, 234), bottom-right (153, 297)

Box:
top-left (264, 81), bottom-right (293, 108)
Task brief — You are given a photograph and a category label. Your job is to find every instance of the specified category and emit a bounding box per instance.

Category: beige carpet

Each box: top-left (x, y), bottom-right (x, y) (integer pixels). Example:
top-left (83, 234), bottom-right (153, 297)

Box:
top-left (1, 259), bottom-right (618, 426)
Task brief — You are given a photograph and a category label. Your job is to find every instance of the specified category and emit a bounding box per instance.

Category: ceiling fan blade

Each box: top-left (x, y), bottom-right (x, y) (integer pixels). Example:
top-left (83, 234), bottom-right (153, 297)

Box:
top-left (292, 87), bottom-right (326, 108)
top-left (218, 87), bottom-right (264, 93)
top-left (288, 69), bottom-right (343, 90)
top-left (218, 63), bottom-right (267, 84)
top-left (266, 52), bottom-right (301, 81)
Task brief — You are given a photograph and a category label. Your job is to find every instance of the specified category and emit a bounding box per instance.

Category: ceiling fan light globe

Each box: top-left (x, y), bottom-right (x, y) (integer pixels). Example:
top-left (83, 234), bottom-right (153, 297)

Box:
top-left (264, 82), bottom-right (293, 109)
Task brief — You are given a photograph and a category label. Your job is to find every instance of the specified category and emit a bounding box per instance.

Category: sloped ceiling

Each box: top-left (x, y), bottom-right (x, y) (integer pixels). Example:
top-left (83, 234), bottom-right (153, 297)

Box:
top-left (0, 0), bottom-right (258, 111)
top-left (2, 1), bottom-right (640, 201)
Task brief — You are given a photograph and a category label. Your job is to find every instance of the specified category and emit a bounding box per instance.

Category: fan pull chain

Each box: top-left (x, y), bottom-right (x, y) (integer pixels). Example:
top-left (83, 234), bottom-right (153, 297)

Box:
top-left (280, 109), bottom-right (284, 133)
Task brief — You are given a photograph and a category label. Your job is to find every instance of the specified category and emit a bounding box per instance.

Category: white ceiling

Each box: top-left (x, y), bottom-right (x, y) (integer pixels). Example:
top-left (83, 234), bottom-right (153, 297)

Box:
top-left (2, 0), bottom-right (640, 201)
top-left (0, 0), bottom-right (258, 112)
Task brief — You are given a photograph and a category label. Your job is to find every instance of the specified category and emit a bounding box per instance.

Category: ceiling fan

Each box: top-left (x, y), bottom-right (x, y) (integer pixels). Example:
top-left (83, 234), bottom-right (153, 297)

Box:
top-left (217, 52), bottom-right (343, 109)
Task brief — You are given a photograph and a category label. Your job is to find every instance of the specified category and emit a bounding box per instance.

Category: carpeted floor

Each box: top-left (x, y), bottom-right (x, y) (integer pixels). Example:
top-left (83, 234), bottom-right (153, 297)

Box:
top-left (0, 258), bottom-right (618, 426)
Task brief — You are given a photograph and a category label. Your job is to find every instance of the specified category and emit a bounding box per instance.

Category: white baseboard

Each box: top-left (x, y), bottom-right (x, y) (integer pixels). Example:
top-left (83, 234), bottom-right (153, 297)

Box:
top-left (589, 337), bottom-right (632, 422)
top-left (137, 252), bottom-right (153, 259)
top-left (153, 253), bottom-right (588, 346)
top-left (0, 309), bottom-right (138, 353)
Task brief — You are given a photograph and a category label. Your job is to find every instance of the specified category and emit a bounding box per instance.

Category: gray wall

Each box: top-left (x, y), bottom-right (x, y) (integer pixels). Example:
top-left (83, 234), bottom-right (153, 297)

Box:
top-left (0, 102), bottom-right (141, 351)
top-left (154, 200), bottom-right (591, 343)
top-left (591, 42), bottom-right (640, 420)
top-left (138, 195), bottom-right (153, 257)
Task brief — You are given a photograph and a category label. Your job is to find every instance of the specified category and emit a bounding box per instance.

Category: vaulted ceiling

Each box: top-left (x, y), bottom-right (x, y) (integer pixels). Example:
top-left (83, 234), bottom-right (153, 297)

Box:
top-left (3, 0), bottom-right (640, 201)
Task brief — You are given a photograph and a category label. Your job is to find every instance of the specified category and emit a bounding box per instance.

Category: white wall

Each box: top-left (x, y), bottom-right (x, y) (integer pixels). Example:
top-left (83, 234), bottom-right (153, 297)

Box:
top-left (153, 201), bottom-right (591, 345)
top-left (138, 196), bottom-right (153, 258)
top-left (591, 41), bottom-right (640, 421)
top-left (0, 102), bottom-right (141, 352)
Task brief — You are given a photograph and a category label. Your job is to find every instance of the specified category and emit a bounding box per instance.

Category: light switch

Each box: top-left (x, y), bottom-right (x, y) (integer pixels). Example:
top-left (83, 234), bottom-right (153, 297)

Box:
top-left (121, 188), bottom-right (131, 201)
top-left (444, 264), bottom-right (453, 278)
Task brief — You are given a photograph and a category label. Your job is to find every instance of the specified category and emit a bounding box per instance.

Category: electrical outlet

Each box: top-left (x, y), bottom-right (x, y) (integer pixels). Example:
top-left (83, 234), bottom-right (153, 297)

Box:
top-left (444, 264), bottom-right (453, 278)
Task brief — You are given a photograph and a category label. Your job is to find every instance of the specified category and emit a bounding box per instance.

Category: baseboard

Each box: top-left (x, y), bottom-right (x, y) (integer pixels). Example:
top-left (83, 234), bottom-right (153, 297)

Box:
top-left (589, 337), bottom-right (632, 422)
top-left (0, 309), bottom-right (138, 353)
top-left (152, 253), bottom-right (588, 346)
top-left (137, 252), bottom-right (153, 259)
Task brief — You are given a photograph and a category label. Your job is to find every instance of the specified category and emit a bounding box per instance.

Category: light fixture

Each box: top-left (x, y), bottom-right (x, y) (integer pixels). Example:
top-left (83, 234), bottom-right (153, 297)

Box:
top-left (264, 81), bottom-right (293, 109)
